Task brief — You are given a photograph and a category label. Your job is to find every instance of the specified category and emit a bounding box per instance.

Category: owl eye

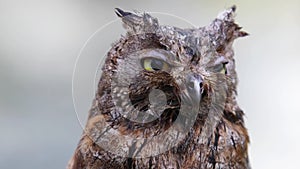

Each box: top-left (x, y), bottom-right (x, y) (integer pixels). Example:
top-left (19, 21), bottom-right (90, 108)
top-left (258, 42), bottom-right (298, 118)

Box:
top-left (214, 62), bottom-right (228, 74)
top-left (220, 63), bottom-right (227, 74)
top-left (142, 58), bottom-right (169, 72)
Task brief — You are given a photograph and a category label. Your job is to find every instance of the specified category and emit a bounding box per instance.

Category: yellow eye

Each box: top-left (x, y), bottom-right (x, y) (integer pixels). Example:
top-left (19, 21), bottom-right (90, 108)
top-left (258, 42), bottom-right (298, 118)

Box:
top-left (142, 58), bottom-right (169, 72)
top-left (220, 64), bottom-right (227, 74)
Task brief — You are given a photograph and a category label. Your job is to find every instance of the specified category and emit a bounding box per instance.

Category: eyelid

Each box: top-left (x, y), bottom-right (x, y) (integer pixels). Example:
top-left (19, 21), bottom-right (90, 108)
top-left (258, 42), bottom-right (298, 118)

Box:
top-left (214, 63), bottom-right (224, 72)
top-left (141, 50), bottom-right (168, 62)
top-left (214, 56), bottom-right (228, 65)
top-left (142, 57), bottom-right (165, 62)
top-left (141, 57), bottom-right (170, 71)
top-left (213, 62), bottom-right (228, 73)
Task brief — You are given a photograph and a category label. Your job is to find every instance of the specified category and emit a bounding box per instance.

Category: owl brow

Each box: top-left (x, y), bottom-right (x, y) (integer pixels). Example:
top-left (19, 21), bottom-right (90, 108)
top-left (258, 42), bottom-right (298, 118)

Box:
top-left (138, 49), bottom-right (176, 63)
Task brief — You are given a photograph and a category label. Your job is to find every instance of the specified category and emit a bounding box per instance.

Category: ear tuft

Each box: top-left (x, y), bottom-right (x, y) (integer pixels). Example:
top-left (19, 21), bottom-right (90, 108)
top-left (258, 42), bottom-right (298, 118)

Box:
top-left (217, 5), bottom-right (237, 22)
top-left (113, 8), bottom-right (160, 35)
top-left (115, 8), bottom-right (132, 18)
top-left (231, 5), bottom-right (236, 12)
top-left (238, 31), bottom-right (249, 37)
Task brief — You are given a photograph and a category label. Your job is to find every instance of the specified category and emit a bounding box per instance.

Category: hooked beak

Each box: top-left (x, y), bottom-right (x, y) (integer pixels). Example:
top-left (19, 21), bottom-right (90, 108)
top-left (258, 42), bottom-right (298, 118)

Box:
top-left (185, 73), bottom-right (203, 105)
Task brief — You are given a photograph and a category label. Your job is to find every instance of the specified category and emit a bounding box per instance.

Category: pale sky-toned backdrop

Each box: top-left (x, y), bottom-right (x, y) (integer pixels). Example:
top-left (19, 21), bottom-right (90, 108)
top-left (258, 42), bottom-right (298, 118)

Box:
top-left (0, 0), bottom-right (299, 168)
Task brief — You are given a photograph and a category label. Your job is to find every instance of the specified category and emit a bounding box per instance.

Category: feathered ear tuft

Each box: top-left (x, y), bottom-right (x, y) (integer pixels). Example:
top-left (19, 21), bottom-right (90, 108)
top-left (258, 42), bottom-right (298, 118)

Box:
top-left (115, 8), bottom-right (133, 18)
top-left (217, 5), bottom-right (248, 39)
top-left (114, 8), bottom-right (159, 35)
top-left (200, 5), bottom-right (248, 54)
top-left (206, 5), bottom-right (248, 49)
top-left (217, 5), bottom-right (236, 22)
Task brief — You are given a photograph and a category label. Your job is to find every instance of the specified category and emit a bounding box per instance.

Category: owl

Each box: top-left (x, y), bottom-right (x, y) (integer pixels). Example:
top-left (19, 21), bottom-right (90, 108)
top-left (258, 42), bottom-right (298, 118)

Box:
top-left (68, 6), bottom-right (250, 169)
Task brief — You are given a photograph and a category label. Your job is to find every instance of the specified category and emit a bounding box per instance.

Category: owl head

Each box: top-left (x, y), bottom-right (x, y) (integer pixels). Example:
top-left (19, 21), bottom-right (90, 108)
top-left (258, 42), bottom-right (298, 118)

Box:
top-left (88, 6), bottom-right (247, 158)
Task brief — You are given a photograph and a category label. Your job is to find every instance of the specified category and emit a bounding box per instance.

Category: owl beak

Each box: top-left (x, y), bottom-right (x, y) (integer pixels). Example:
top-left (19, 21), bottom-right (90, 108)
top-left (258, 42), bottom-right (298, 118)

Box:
top-left (186, 73), bottom-right (203, 105)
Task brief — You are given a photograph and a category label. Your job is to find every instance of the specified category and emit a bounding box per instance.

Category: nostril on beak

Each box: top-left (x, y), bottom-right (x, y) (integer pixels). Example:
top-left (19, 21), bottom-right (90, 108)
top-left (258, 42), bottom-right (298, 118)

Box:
top-left (187, 74), bottom-right (203, 90)
top-left (199, 82), bottom-right (203, 89)
top-left (199, 82), bottom-right (204, 94)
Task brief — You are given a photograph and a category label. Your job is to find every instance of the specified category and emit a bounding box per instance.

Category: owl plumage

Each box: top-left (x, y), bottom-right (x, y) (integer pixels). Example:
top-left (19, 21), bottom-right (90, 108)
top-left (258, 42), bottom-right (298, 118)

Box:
top-left (68, 6), bottom-right (250, 169)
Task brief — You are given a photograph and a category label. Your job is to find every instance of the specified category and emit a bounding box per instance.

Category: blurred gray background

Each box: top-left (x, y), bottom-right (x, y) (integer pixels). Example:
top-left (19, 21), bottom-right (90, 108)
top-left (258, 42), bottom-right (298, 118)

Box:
top-left (0, 0), bottom-right (299, 168)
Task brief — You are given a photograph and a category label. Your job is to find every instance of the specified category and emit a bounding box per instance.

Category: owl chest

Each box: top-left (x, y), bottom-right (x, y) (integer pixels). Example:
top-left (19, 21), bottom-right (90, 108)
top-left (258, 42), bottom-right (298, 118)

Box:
top-left (88, 119), bottom-right (249, 169)
top-left (144, 122), bottom-right (248, 169)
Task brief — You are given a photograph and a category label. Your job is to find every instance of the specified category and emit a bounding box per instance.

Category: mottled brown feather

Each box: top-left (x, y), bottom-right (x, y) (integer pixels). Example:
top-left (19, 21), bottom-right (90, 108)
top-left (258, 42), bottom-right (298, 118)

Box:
top-left (68, 6), bottom-right (250, 169)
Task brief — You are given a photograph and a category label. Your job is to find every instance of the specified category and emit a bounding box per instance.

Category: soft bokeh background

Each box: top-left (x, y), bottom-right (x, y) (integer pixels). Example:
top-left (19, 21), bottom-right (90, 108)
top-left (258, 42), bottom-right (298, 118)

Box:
top-left (1, 0), bottom-right (299, 168)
